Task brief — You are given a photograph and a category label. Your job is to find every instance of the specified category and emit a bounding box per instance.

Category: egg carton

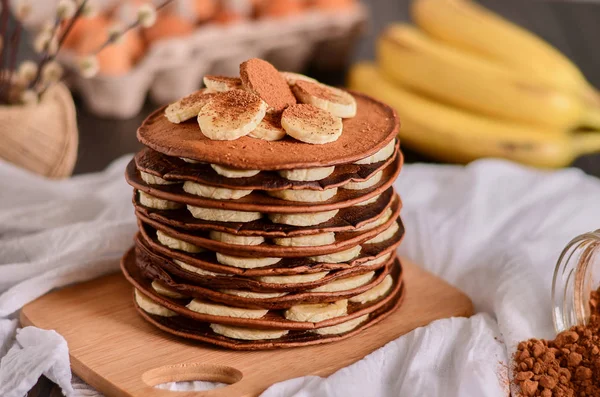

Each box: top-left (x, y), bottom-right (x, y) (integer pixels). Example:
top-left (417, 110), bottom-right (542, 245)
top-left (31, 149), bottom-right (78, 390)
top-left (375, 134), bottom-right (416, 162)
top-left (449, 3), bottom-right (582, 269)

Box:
top-left (60, 5), bottom-right (367, 119)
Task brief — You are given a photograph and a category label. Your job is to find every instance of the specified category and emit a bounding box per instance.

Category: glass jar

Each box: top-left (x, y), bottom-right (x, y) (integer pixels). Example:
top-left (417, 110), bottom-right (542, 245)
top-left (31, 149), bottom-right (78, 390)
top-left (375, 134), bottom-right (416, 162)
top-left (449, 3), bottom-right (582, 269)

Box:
top-left (552, 230), bottom-right (600, 332)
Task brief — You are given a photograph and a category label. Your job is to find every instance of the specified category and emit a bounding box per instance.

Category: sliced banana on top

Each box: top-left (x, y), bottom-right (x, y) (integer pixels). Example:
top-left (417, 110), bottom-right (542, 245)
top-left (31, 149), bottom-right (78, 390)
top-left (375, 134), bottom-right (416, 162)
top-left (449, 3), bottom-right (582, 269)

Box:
top-left (313, 314), bottom-right (368, 335)
top-left (140, 171), bottom-right (176, 185)
top-left (267, 187), bottom-right (338, 202)
top-left (349, 275), bottom-right (394, 304)
top-left (278, 166), bottom-right (335, 181)
top-left (203, 75), bottom-right (242, 92)
top-left (309, 245), bottom-right (362, 263)
top-left (209, 231), bottom-right (264, 246)
top-left (135, 289), bottom-right (176, 317)
top-left (285, 300), bottom-right (348, 322)
top-left (156, 230), bottom-right (204, 253)
top-left (183, 181), bottom-right (252, 200)
top-left (282, 104), bottom-right (343, 145)
top-left (342, 170), bottom-right (383, 190)
top-left (257, 272), bottom-right (328, 285)
top-left (280, 71), bottom-right (318, 86)
top-left (165, 89), bottom-right (214, 124)
top-left (151, 280), bottom-right (186, 299)
top-left (198, 90), bottom-right (267, 141)
top-left (240, 58), bottom-right (297, 112)
top-left (292, 81), bottom-right (357, 118)
top-left (354, 139), bottom-right (396, 165)
top-left (216, 253), bottom-right (281, 269)
top-left (365, 221), bottom-right (400, 244)
top-left (310, 272), bottom-right (374, 293)
top-left (248, 112), bottom-right (287, 141)
top-left (138, 191), bottom-right (182, 210)
top-left (187, 205), bottom-right (262, 222)
top-left (268, 209), bottom-right (338, 227)
top-left (187, 299), bottom-right (268, 319)
top-left (210, 323), bottom-right (288, 340)
top-left (220, 289), bottom-right (287, 299)
top-left (173, 259), bottom-right (229, 277)
top-left (273, 232), bottom-right (335, 247)
top-left (210, 164), bottom-right (260, 178)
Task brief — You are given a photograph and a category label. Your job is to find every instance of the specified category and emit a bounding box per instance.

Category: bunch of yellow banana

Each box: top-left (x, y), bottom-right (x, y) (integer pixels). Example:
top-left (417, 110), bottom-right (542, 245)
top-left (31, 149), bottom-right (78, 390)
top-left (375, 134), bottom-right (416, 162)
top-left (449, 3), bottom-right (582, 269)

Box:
top-left (348, 0), bottom-right (600, 168)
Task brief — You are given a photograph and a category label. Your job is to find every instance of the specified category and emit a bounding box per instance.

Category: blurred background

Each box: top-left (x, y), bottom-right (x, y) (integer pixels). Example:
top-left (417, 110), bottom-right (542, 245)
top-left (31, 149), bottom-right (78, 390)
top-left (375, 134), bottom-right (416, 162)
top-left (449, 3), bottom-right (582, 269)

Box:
top-left (4, 0), bottom-right (600, 177)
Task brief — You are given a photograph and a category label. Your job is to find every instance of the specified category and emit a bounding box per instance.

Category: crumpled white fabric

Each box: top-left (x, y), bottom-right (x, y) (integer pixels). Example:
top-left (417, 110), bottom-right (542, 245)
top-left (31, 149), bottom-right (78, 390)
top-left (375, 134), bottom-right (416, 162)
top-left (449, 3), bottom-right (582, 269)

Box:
top-left (1, 155), bottom-right (599, 397)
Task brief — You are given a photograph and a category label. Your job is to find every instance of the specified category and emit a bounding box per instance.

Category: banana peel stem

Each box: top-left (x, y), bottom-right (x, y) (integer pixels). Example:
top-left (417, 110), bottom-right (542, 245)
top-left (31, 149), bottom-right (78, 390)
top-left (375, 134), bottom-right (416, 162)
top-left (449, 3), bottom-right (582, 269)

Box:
top-left (572, 132), bottom-right (600, 156)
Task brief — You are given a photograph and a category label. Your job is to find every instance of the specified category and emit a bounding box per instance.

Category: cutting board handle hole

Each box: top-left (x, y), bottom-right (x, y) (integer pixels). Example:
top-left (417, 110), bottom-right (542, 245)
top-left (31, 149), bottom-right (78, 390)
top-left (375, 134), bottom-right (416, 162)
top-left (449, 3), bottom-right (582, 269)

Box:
top-left (142, 363), bottom-right (243, 392)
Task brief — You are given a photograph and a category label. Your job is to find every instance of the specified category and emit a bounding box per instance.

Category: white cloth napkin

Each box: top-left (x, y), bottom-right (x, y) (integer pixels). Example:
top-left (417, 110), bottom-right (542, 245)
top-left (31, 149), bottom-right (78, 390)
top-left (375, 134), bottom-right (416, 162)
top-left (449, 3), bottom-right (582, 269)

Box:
top-left (1, 155), bottom-right (599, 397)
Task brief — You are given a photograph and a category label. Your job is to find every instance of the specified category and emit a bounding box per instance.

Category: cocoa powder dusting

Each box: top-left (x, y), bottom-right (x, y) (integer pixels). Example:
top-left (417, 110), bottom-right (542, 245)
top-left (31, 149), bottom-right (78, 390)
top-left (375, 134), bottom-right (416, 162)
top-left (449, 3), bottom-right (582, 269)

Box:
top-left (283, 104), bottom-right (340, 134)
top-left (204, 89), bottom-right (262, 125)
top-left (294, 80), bottom-right (339, 101)
top-left (179, 89), bottom-right (214, 108)
top-left (513, 288), bottom-right (600, 396)
top-left (240, 58), bottom-right (296, 112)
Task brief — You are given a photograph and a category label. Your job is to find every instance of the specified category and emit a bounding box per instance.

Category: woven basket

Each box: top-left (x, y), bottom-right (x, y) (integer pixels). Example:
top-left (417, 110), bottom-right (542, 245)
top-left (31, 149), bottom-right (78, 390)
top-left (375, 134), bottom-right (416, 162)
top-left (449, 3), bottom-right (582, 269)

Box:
top-left (0, 83), bottom-right (78, 179)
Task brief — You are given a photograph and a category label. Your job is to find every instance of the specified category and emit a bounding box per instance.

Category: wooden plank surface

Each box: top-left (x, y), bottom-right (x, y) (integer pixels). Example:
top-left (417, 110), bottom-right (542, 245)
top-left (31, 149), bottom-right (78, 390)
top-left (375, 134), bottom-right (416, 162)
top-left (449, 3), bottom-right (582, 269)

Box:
top-left (21, 259), bottom-right (472, 397)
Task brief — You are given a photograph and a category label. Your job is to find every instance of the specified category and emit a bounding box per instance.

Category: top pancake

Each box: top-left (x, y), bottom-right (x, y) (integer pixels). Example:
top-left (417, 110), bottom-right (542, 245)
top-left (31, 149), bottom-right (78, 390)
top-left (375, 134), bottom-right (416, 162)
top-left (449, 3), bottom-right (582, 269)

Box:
top-left (137, 92), bottom-right (399, 170)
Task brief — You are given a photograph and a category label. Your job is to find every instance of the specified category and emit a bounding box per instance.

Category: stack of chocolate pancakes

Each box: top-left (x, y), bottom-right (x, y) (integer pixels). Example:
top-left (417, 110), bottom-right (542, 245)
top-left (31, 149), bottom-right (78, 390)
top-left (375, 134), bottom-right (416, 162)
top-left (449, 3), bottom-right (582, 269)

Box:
top-left (122, 59), bottom-right (405, 350)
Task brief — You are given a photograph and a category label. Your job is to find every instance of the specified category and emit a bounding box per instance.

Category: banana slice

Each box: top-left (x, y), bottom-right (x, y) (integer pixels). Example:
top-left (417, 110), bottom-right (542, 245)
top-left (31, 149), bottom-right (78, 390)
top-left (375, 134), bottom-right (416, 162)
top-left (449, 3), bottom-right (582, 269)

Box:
top-left (156, 230), bottom-right (204, 253)
top-left (285, 300), bottom-right (348, 322)
top-left (140, 171), bottom-right (176, 185)
top-left (216, 253), bottom-right (281, 269)
top-left (356, 208), bottom-right (393, 232)
top-left (278, 166), bottom-right (335, 181)
top-left (309, 245), bottom-right (362, 263)
top-left (183, 181), bottom-right (252, 200)
top-left (361, 253), bottom-right (392, 267)
top-left (314, 314), bottom-right (368, 335)
top-left (220, 289), bottom-right (287, 299)
top-left (268, 209), bottom-right (338, 226)
top-left (164, 89), bottom-right (214, 124)
top-left (311, 272), bottom-right (374, 293)
top-left (365, 221), bottom-right (400, 244)
top-left (187, 205), bottom-right (262, 222)
top-left (210, 164), bottom-right (260, 178)
top-left (209, 231), bottom-right (264, 246)
top-left (292, 81), bottom-right (357, 118)
top-left (203, 75), bottom-right (242, 92)
top-left (354, 139), bottom-right (396, 165)
top-left (257, 272), bottom-right (328, 285)
top-left (349, 275), bottom-right (393, 304)
top-left (280, 71), bottom-right (318, 86)
top-left (267, 187), bottom-right (337, 202)
top-left (248, 112), bottom-right (286, 141)
top-left (180, 157), bottom-right (200, 164)
top-left (342, 171), bottom-right (383, 190)
top-left (282, 104), bottom-right (343, 144)
top-left (187, 299), bottom-right (268, 319)
top-left (210, 323), bottom-right (288, 340)
top-left (173, 259), bottom-right (229, 277)
top-left (240, 58), bottom-right (297, 112)
top-left (138, 191), bottom-right (182, 210)
top-left (198, 90), bottom-right (267, 141)
top-left (151, 280), bottom-right (186, 299)
top-left (273, 232), bottom-right (335, 247)
top-left (354, 194), bottom-right (381, 207)
top-left (134, 289), bottom-right (176, 317)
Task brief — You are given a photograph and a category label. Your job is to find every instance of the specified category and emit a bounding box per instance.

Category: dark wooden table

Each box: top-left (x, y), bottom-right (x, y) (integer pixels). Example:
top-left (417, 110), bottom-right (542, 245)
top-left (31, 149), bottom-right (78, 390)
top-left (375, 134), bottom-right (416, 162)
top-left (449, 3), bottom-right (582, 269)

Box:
top-left (25, 0), bottom-right (600, 396)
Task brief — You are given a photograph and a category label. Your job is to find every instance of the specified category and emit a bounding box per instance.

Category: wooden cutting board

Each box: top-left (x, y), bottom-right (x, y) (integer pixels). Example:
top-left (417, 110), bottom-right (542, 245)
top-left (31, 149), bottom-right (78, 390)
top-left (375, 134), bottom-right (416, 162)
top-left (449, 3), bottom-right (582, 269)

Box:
top-left (20, 259), bottom-right (473, 397)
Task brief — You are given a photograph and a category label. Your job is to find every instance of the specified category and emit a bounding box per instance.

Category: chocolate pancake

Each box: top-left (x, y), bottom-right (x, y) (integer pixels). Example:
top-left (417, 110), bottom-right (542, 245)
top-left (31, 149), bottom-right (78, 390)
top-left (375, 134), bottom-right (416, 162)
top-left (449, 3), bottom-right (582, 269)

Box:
top-left (136, 206), bottom-right (402, 257)
top-left (136, 223), bottom-right (403, 276)
top-left (132, 281), bottom-right (404, 350)
top-left (133, 187), bottom-right (396, 236)
top-left (123, 246), bottom-right (400, 309)
top-left (137, 92), bottom-right (399, 170)
top-left (125, 151), bottom-right (403, 213)
top-left (134, 240), bottom-right (396, 292)
top-left (125, 258), bottom-right (401, 330)
top-left (134, 140), bottom-right (398, 191)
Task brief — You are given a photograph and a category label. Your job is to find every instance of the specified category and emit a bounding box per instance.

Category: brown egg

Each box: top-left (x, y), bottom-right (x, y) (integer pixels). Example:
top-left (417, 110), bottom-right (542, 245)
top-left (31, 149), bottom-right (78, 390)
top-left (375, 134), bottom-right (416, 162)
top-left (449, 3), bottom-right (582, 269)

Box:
top-left (257, 0), bottom-right (305, 18)
top-left (142, 14), bottom-right (196, 45)
top-left (61, 16), bottom-right (109, 53)
top-left (97, 44), bottom-right (134, 76)
top-left (122, 30), bottom-right (146, 64)
top-left (213, 9), bottom-right (245, 24)
top-left (310, 0), bottom-right (356, 10)
top-left (192, 0), bottom-right (219, 22)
